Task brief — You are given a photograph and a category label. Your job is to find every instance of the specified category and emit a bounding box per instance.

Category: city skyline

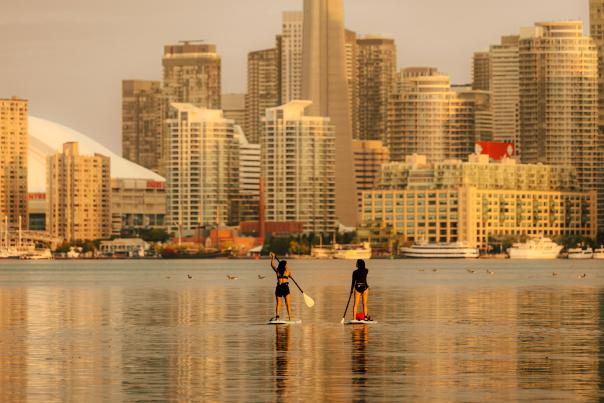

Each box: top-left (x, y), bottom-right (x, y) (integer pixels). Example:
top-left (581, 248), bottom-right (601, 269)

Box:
top-left (0, 0), bottom-right (587, 153)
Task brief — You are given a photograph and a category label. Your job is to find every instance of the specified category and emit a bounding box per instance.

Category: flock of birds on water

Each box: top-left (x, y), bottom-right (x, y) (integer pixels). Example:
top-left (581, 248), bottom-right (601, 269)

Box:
top-left (160, 268), bottom-right (591, 281)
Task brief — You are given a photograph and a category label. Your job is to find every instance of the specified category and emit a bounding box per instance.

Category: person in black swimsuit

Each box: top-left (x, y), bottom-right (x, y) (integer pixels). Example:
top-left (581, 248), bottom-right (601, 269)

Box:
top-left (351, 259), bottom-right (369, 321)
top-left (270, 252), bottom-right (293, 321)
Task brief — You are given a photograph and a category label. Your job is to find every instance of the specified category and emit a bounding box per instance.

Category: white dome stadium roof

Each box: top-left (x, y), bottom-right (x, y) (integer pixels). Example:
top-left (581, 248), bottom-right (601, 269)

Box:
top-left (28, 117), bottom-right (165, 192)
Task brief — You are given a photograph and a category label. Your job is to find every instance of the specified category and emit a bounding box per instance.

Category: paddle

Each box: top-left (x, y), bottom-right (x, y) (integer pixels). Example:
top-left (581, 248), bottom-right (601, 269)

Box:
top-left (340, 289), bottom-right (354, 324)
top-left (272, 254), bottom-right (315, 308)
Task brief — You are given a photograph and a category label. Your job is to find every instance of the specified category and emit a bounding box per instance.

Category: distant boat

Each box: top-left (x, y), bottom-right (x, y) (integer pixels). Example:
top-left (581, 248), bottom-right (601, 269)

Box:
top-left (310, 245), bottom-right (334, 259)
top-left (593, 247), bottom-right (604, 260)
top-left (567, 247), bottom-right (594, 260)
top-left (400, 242), bottom-right (479, 259)
top-left (507, 238), bottom-right (563, 260)
top-left (20, 249), bottom-right (53, 260)
top-left (333, 242), bottom-right (372, 260)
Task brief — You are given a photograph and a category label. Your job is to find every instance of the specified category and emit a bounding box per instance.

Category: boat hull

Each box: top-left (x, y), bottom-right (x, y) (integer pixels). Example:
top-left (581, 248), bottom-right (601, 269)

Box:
top-left (508, 249), bottom-right (562, 259)
top-left (568, 254), bottom-right (594, 260)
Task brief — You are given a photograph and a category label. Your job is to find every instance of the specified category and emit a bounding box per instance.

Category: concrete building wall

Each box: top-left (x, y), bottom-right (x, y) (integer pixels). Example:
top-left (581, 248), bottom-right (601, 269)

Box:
top-left (0, 97), bottom-right (28, 231)
top-left (352, 140), bottom-right (390, 210)
top-left (472, 51), bottom-right (491, 91)
top-left (302, 0), bottom-right (358, 227)
top-left (111, 178), bottom-right (166, 236)
top-left (280, 11), bottom-right (304, 104)
top-left (245, 48), bottom-right (280, 144)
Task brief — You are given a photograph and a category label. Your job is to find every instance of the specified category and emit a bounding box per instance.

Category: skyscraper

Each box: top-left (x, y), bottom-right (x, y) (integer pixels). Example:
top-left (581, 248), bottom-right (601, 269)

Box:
top-left (302, 0), bottom-right (357, 226)
top-left (387, 68), bottom-right (475, 163)
top-left (261, 101), bottom-right (336, 234)
top-left (519, 21), bottom-right (603, 229)
top-left (280, 11), bottom-right (304, 104)
top-left (165, 104), bottom-right (239, 233)
top-left (121, 80), bottom-right (162, 173)
top-left (162, 41), bottom-right (221, 109)
top-left (47, 142), bottom-right (111, 242)
top-left (221, 93), bottom-right (246, 128)
top-left (356, 35), bottom-right (397, 141)
top-left (489, 35), bottom-right (520, 150)
top-left (245, 48), bottom-right (280, 144)
top-left (0, 97), bottom-right (28, 230)
top-left (590, 0), bottom-right (604, 133)
top-left (472, 51), bottom-right (491, 91)
top-left (345, 29), bottom-right (359, 138)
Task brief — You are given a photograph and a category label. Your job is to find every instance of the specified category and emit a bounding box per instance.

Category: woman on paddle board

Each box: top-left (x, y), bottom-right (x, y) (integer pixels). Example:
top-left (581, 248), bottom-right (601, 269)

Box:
top-left (351, 259), bottom-right (370, 321)
top-left (270, 252), bottom-right (294, 321)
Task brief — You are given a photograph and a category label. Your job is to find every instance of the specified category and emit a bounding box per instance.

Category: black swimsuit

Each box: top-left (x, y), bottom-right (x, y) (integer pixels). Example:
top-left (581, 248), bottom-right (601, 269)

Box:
top-left (275, 274), bottom-right (290, 298)
top-left (352, 268), bottom-right (369, 294)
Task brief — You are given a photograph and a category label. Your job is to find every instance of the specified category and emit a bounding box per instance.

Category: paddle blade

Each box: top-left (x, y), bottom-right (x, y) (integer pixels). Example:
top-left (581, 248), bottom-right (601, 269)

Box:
top-left (303, 293), bottom-right (315, 308)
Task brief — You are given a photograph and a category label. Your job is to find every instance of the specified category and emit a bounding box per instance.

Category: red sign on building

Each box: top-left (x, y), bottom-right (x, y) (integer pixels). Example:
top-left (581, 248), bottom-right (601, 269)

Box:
top-left (475, 142), bottom-right (515, 161)
top-left (146, 181), bottom-right (165, 190)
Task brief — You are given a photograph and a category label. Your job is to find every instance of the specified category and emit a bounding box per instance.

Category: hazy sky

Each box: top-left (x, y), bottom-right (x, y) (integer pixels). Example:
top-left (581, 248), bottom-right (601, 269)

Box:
top-left (0, 0), bottom-right (588, 153)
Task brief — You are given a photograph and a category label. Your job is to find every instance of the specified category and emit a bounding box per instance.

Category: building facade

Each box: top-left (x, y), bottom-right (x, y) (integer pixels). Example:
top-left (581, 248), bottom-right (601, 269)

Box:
top-left (519, 21), bottom-right (603, 231)
top-left (0, 97), bottom-right (28, 230)
top-left (489, 35), bottom-right (520, 150)
top-left (162, 41), bottom-right (221, 109)
top-left (221, 93), bottom-right (246, 128)
top-left (280, 11), bottom-right (304, 104)
top-left (231, 128), bottom-right (261, 225)
top-left (352, 140), bottom-right (390, 210)
top-left (111, 178), bottom-right (166, 236)
top-left (121, 80), bottom-right (163, 173)
top-left (345, 29), bottom-right (359, 139)
top-left (387, 68), bottom-right (475, 163)
top-left (356, 35), bottom-right (397, 142)
top-left (472, 51), bottom-right (491, 91)
top-left (245, 48), bottom-right (280, 144)
top-left (261, 101), bottom-right (336, 234)
top-left (165, 104), bottom-right (239, 234)
top-left (590, 0), bottom-right (604, 133)
top-left (302, 0), bottom-right (358, 226)
top-left (361, 154), bottom-right (596, 251)
top-left (47, 142), bottom-right (111, 242)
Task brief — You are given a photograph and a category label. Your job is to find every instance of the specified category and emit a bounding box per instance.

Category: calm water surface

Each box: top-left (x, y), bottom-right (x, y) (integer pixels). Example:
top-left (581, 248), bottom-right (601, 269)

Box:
top-left (1, 259), bottom-right (604, 402)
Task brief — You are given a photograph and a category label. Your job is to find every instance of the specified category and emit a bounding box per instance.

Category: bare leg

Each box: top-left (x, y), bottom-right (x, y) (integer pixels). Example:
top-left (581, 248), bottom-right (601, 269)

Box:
top-left (352, 290), bottom-right (360, 320)
top-left (362, 289), bottom-right (369, 317)
top-left (285, 294), bottom-right (292, 320)
top-left (275, 296), bottom-right (281, 319)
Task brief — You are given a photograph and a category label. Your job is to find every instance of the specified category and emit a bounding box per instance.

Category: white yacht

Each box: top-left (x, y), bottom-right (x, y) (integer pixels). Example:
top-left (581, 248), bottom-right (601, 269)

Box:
top-left (400, 242), bottom-right (480, 259)
top-left (20, 249), bottom-right (53, 260)
top-left (593, 247), bottom-right (604, 260)
top-left (567, 247), bottom-right (594, 260)
top-left (507, 238), bottom-right (563, 259)
top-left (310, 246), bottom-right (334, 259)
top-left (333, 242), bottom-right (372, 260)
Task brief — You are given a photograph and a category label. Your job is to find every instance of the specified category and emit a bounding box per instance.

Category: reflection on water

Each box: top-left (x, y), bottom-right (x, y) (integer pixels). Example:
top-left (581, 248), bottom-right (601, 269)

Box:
top-left (0, 260), bottom-right (603, 401)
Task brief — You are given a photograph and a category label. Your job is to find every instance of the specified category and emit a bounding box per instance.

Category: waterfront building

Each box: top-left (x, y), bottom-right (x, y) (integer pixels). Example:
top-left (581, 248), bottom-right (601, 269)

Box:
top-left (221, 93), bottom-right (246, 128)
top-left (591, 0), bottom-right (604, 132)
top-left (100, 238), bottom-right (149, 257)
top-left (457, 90), bottom-right (493, 142)
top-left (280, 11), bottom-right (304, 104)
top-left (27, 193), bottom-right (46, 231)
top-left (356, 35), bottom-right (397, 142)
top-left (0, 97), bottom-right (28, 230)
top-left (111, 178), bottom-right (166, 236)
top-left (472, 51), bottom-right (491, 91)
top-left (261, 101), bottom-right (336, 234)
top-left (361, 154), bottom-right (596, 251)
top-left (47, 142), bottom-right (111, 242)
top-left (162, 41), bottom-right (221, 109)
top-left (387, 68), bottom-right (475, 163)
top-left (165, 104), bottom-right (239, 234)
top-left (519, 21), bottom-right (603, 231)
top-left (121, 80), bottom-right (163, 173)
top-left (302, 0), bottom-right (358, 226)
top-left (352, 140), bottom-right (390, 210)
top-left (245, 48), bottom-right (280, 144)
top-left (489, 35), bottom-right (520, 150)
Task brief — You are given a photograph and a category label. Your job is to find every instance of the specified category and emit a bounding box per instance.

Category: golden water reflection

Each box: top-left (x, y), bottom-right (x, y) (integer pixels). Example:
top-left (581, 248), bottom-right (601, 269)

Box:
top-left (0, 273), bottom-right (603, 401)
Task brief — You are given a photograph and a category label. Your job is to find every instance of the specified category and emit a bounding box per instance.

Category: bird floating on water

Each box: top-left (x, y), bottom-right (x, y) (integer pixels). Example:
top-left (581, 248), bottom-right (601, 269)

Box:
top-left (227, 275), bottom-right (239, 280)
top-left (578, 273), bottom-right (588, 279)
top-left (467, 269), bottom-right (475, 274)
top-left (432, 269), bottom-right (438, 272)
top-left (552, 272), bottom-right (559, 277)
top-left (258, 275), bottom-right (266, 280)
top-left (187, 274), bottom-right (192, 279)
top-left (486, 269), bottom-right (494, 275)
top-left (418, 269), bottom-right (425, 272)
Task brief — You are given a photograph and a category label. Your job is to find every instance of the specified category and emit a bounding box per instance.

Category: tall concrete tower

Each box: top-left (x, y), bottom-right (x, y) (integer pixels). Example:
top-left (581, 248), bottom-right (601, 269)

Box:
top-left (302, 0), bottom-right (358, 227)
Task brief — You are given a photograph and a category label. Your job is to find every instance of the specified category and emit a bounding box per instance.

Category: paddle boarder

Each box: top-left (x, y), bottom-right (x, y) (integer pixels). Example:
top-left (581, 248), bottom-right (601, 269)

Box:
top-left (270, 252), bottom-right (294, 321)
top-left (351, 259), bottom-right (370, 321)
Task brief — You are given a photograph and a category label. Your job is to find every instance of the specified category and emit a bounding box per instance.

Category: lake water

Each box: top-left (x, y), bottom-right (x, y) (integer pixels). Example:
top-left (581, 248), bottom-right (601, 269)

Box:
top-left (1, 258), bottom-right (604, 402)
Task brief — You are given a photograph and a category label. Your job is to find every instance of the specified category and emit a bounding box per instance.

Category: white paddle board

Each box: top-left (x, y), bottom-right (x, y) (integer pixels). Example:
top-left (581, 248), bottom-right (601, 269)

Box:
top-left (268, 319), bottom-right (302, 325)
top-left (344, 320), bottom-right (377, 325)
